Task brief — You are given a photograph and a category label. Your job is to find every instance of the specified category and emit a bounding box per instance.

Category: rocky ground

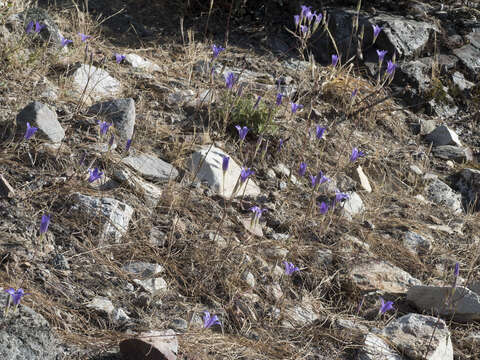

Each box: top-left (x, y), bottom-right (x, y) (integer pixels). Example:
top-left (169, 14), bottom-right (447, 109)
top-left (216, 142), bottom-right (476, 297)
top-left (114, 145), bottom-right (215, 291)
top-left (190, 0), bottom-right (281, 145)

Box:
top-left (1, 0), bottom-right (480, 359)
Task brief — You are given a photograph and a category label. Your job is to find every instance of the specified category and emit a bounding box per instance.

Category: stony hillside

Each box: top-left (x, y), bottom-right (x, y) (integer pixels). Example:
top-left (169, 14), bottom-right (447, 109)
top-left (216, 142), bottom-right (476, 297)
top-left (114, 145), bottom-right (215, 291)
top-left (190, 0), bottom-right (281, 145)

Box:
top-left (1, 1), bottom-right (480, 359)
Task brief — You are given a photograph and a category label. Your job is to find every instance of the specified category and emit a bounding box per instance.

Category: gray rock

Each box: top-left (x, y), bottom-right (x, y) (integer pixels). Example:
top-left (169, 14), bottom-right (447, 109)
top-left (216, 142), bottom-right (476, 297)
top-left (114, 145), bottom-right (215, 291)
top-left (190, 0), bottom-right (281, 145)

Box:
top-left (71, 64), bottom-right (121, 101)
top-left (427, 99), bottom-right (458, 119)
top-left (425, 178), bottom-right (462, 214)
top-left (122, 152), bottom-right (178, 182)
top-left (88, 98), bottom-right (135, 140)
top-left (453, 45), bottom-right (480, 75)
top-left (382, 313), bottom-right (453, 360)
top-left (410, 164), bottom-right (423, 176)
top-left (188, 145), bottom-right (261, 199)
top-left (71, 193), bottom-right (134, 241)
top-left (16, 101), bottom-right (64, 143)
top-left (350, 261), bottom-right (421, 293)
top-left (169, 318), bottom-right (188, 332)
top-left (125, 53), bottom-right (160, 72)
top-left (403, 231), bottom-right (432, 254)
top-left (407, 286), bottom-right (480, 322)
top-left (266, 283), bottom-right (283, 301)
top-left (149, 227), bottom-right (167, 247)
top-left (134, 278), bottom-right (168, 295)
top-left (419, 119), bottom-right (437, 135)
top-left (263, 246), bottom-right (288, 260)
top-left (425, 125), bottom-right (461, 147)
top-left (120, 329), bottom-right (177, 360)
top-left (398, 60), bottom-right (431, 92)
top-left (375, 14), bottom-right (438, 58)
top-left (87, 296), bottom-right (114, 315)
top-left (432, 145), bottom-right (473, 163)
top-left (167, 89), bottom-right (214, 108)
top-left (0, 291), bottom-right (61, 360)
top-left (455, 168), bottom-right (480, 211)
top-left (123, 261), bottom-right (164, 278)
top-left (11, 8), bottom-right (64, 48)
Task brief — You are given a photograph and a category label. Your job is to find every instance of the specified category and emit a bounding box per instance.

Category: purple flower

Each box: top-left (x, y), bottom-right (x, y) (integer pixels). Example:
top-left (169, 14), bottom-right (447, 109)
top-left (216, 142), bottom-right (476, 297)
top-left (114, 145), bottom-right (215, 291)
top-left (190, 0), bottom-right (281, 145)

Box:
top-left (24, 122), bottom-right (38, 140)
top-left (222, 156), bottom-right (230, 172)
top-left (125, 139), bottom-right (132, 152)
top-left (212, 44), bottom-right (225, 59)
top-left (372, 24), bottom-right (382, 42)
top-left (376, 50), bottom-right (387, 63)
top-left (115, 53), bottom-right (126, 64)
top-left (278, 138), bottom-right (284, 151)
top-left (203, 311), bottom-right (221, 329)
top-left (108, 134), bottom-right (115, 147)
top-left (283, 261), bottom-right (300, 275)
top-left (34, 22), bottom-right (46, 34)
top-left (235, 125), bottom-right (249, 140)
top-left (78, 33), bottom-right (91, 42)
top-left (311, 171), bottom-right (330, 187)
top-left (294, 15), bottom-right (300, 27)
top-left (291, 102), bottom-right (303, 113)
top-left (40, 214), bottom-right (50, 235)
top-left (298, 162), bottom-right (307, 177)
top-left (335, 191), bottom-right (349, 203)
top-left (26, 21), bottom-right (34, 34)
top-left (276, 93), bottom-right (284, 106)
top-left (332, 54), bottom-right (339, 67)
top-left (315, 125), bottom-right (326, 140)
top-left (253, 96), bottom-right (261, 110)
top-left (351, 88), bottom-right (358, 98)
top-left (225, 72), bottom-right (236, 89)
top-left (318, 201), bottom-right (329, 214)
top-left (300, 25), bottom-right (309, 35)
top-left (250, 206), bottom-right (267, 219)
top-left (350, 147), bottom-right (365, 162)
top-left (60, 36), bottom-right (72, 47)
top-left (305, 9), bottom-right (315, 22)
top-left (300, 5), bottom-right (312, 18)
top-left (240, 168), bottom-right (254, 183)
top-left (88, 168), bottom-right (103, 183)
top-left (379, 297), bottom-right (394, 314)
top-left (386, 60), bottom-right (397, 75)
top-left (314, 13), bottom-right (323, 25)
top-left (4, 288), bottom-right (29, 306)
top-left (454, 262), bottom-right (459, 277)
top-left (99, 121), bottom-right (112, 135)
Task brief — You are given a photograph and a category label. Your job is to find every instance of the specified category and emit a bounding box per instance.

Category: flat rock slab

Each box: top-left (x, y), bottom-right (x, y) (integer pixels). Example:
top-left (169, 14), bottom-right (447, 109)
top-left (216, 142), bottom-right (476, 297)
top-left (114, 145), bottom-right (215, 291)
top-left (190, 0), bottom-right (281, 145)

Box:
top-left (0, 291), bottom-right (61, 360)
top-left (123, 261), bottom-right (164, 277)
top-left (432, 145), bottom-right (473, 163)
top-left (340, 191), bottom-right (365, 219)
top-left (120, 329), bottom-right (178, 360)
top-left (125, 53), bottom-right (161, 72)
top-left (350, 260), bottom-right (421, 293)
top-left (407, 285), bottom-right (480, 322)
top-left (403, 231), bottom-right (432, 255)
top-left (133, 278), bottom-right (168, 295)
top-left (71, 64), bottom-right (121, 100)
top-left (87, 296), bottom-right (114, 315)
top-left (382, 313), bottom-right (453, 360)
top-left (189, 145), bottom-right (261, 199)
top-left (425, 178), bottom-right (462, 214)
top-left (113, 168), bottom-right (162, 207)
top-left (358, 333), bottom-right (404, 360)
top-left (88, 98), bottom-right (135, 140)
top-left (16, 101), bottom-right (64, 143)
top-left (282, 300), bottom-right (319, 328)
top-left (122, 152), bottom-right (178, 182)
top-left (71, 193), bottom-right (133, 242)
top-left (454, 44), bottom-right (480, 75)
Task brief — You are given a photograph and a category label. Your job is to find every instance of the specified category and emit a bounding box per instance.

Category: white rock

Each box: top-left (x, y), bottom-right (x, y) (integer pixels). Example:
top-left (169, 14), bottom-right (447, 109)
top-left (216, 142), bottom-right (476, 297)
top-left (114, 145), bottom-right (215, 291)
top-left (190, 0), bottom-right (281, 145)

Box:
top-left (282, 300), bottom-right (319, 328)
top-left (125, 53), bottom-right (161, 72)
top-left (403, 231), bottom-right (432, 254)
top-left (425, 178), bottom-right (462, 214)
top-left (350, 260), bottom-right (421, 293)
top-left (123, 261), bottom-right (164, 277)
top-left (112, 308), bottom-right (130, 323)
top-left (71, 193), bottom-right (133, 242)
top-left (71, 64), bottom-right (121, 100)
top-left (87, 296), bottom-right (114, 315)
top-left (113, 168), bottom-right (162, 207)
top-left (134, 278), bottom-right (168, 295)
top-left (16, 101), bottom-right (65, 143)
top-left (241, 271), bottom-right (256, 288)
top-left (341, 192), bottom-right (365, 219)
top-left (358, 333), bottom-right (403, 360)
top-left (354, 166), bottom-right (372, 192)
top-left (189, 145), bottom-right (261, 198)
top-left (122, 152), bottom-right (179, 182)
top-left (382, 313), bottom-right (453, 360)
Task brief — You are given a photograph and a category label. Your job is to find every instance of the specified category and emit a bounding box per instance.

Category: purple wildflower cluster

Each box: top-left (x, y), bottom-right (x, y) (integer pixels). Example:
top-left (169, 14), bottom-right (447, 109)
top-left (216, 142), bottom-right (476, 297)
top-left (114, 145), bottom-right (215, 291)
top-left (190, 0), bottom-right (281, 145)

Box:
top-left (294, 5), bottom-right (323, 35)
